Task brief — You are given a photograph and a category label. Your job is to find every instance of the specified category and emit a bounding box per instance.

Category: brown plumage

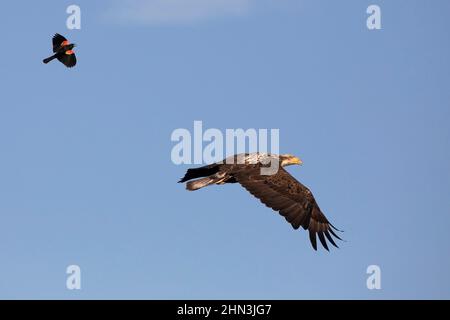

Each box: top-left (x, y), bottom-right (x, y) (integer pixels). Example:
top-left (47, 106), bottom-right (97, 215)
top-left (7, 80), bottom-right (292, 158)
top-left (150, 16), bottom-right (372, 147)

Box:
top-left (179, 153), bottom-right (342, 251)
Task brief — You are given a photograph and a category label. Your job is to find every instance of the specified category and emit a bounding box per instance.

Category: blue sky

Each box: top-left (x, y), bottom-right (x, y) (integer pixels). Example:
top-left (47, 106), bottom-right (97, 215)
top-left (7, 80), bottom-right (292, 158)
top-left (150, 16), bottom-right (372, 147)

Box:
top-left (0, 0), bottom-right (449, 299)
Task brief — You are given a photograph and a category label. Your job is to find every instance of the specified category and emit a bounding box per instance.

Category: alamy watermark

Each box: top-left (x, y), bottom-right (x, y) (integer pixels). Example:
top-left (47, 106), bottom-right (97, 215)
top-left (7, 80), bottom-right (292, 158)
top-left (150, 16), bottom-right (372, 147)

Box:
top-left (171, 121), bottom-right (281, 174)
top-left (366, 265), bottom-right (381, 290)
top-left (367, 5), bottom-right (381, 30)
top-left (66, 5), bottom-right (81, 30)
top-left (66, 264), bottom-right (81, 290)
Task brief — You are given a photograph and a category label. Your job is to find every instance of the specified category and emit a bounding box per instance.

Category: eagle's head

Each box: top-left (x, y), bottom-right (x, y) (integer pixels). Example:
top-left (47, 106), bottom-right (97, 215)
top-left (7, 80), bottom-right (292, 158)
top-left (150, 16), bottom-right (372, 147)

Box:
top-left (280, 154), bottom-right (303, 167)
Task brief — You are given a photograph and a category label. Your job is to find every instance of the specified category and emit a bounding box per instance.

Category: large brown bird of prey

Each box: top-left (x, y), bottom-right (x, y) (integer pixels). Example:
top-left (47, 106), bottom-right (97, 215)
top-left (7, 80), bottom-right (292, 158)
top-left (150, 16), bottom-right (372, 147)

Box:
top-left (43, 33), bottom-right (77, 68)
top-left (179, 153), bottom-right (342, 251)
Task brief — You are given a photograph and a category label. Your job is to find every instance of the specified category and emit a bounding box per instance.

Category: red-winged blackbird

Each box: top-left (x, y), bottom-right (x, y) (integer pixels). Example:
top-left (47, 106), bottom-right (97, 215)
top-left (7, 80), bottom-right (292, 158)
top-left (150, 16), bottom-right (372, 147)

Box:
top-left (43, 33), bottom-right (77, 68)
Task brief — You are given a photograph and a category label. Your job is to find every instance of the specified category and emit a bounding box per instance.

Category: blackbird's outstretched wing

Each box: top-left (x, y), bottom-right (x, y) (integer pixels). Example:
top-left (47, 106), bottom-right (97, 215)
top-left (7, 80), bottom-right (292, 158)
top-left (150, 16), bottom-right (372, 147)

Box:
top-left (52, 33), bottom-right (68, 52)
top-left (57, 51), bottom-right (77, 68)
top-left (233, 167), bottom-right (342, 251)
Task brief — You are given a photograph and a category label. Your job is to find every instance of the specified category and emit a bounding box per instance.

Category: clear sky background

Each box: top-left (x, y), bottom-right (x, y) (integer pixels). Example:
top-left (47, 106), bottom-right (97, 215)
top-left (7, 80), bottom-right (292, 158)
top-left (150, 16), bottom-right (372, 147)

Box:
top-left (0, 0), bottom-right (449, 299)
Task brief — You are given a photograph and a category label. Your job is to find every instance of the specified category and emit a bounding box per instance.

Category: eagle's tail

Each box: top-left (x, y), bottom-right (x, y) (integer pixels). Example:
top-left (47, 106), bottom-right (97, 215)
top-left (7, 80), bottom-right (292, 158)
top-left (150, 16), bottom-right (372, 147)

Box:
top-left (185, 171), bottom-right (228, 191)
top-left (186, 177), bottom-right (218, 191)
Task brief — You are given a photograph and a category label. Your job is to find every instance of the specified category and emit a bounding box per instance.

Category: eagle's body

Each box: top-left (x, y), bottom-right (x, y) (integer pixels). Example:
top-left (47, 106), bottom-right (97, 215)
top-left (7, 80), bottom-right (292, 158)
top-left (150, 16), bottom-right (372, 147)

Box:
top-left (43, 33), bottom-right (77, 68)
top-left (179, 153), bottom-right (342, 251)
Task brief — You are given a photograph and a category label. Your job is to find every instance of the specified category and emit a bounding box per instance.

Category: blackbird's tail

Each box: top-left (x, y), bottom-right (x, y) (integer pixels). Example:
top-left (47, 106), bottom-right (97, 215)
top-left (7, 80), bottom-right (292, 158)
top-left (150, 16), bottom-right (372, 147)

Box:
top-left (43, 54), bottom-right (57, 64)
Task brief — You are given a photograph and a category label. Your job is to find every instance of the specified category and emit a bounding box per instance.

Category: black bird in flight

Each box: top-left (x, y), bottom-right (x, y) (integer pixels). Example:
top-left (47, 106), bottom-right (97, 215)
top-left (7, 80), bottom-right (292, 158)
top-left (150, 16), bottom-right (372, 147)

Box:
top-left (43, 33), bottom-right (77, 68)
top-left (179, 153), bottom-right (343, 251)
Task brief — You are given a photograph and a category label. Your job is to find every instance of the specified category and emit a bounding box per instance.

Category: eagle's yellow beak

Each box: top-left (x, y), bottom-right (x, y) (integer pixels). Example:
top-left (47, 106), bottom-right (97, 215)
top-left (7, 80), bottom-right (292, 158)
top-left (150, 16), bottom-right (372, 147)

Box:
top-left (280, 154), bottom-right (303, 167)
top-left (293, 157), bottom-right (303, 165)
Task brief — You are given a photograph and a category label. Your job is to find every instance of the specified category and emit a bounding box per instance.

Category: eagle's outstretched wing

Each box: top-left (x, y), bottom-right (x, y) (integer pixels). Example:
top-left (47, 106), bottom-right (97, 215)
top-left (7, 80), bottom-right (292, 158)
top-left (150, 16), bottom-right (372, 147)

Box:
top-left (233, 167), bottom-right (342, 250)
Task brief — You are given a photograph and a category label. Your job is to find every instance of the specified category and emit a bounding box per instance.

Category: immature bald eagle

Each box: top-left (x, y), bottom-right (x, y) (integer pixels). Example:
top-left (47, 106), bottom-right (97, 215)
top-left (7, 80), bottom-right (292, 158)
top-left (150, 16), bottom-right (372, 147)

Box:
top-left (179, 153), bottom-right (342, 251)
